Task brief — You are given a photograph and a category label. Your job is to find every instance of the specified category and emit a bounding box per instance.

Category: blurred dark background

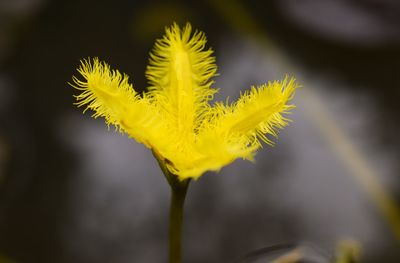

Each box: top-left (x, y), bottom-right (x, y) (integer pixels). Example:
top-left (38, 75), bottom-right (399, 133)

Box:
top-left (0, 0), bottom-right (399, 262)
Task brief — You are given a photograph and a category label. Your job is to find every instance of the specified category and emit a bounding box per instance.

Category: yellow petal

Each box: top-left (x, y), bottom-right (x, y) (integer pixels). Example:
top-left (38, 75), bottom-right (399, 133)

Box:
top-left (145, 23), bottom-right (218, 147)
top-left (70, 58), bottom-right (168, 148)
top-left (213, 76), bottom-right (299, 146)
top-left (71, 58), bottom-right (137, 125)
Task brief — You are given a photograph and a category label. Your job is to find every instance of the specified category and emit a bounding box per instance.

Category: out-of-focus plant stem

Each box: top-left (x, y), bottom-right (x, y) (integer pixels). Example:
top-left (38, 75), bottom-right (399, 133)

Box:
top-left (208, 0), bottom-right (400, 245)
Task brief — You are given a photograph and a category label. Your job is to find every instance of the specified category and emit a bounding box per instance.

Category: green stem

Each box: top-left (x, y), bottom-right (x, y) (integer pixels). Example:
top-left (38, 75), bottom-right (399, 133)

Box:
top-left (152, 150), bottom-right (190, 263)
top-left (169, 178), bottom-right (189, 263)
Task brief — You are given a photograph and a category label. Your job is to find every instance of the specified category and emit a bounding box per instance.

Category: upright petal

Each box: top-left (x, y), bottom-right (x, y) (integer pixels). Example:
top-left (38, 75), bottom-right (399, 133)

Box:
top-left (145, 23), bottom-right (218, 145)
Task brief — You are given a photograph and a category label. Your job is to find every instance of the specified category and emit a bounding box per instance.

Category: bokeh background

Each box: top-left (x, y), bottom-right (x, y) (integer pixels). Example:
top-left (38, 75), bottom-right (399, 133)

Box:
top-left (0, 0), bottom-right (399, 262)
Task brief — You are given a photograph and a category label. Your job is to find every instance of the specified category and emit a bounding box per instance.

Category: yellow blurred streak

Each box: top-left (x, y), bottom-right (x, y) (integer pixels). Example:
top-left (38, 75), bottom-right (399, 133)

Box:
top-left (209, 0), bottom-right (261, 37)
top-left (335, 239), bottom-right (361, 263)
top-left (301, 88), bottom-right (400, 240)
top-left (132, 3), bottom-right (192, 42)
top-left (271, 249), bottom-right (303, 263)
top-left (208, 0), bottom-right (400, 243)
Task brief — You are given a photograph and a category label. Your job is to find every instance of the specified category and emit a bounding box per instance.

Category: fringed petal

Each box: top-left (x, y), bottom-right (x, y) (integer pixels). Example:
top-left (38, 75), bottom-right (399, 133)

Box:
top-left (145, 23), bottom-right (218, 144)
top-left (70, 58), bottom-right (168, 148)
top-left (212, 76), bottom-right (299, 146)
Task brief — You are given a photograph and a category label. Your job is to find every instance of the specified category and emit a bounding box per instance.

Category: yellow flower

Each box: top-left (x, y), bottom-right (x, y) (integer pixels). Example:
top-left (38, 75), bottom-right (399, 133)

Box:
top-left (71, 23), bottom-right (299, 180)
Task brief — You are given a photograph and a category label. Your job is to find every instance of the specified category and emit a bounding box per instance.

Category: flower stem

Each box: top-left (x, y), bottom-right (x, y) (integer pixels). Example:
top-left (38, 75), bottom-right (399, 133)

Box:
top-left (168, 178), bottom-right (189, 263)
top-left (152, 150), bottom-right (190, 263)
